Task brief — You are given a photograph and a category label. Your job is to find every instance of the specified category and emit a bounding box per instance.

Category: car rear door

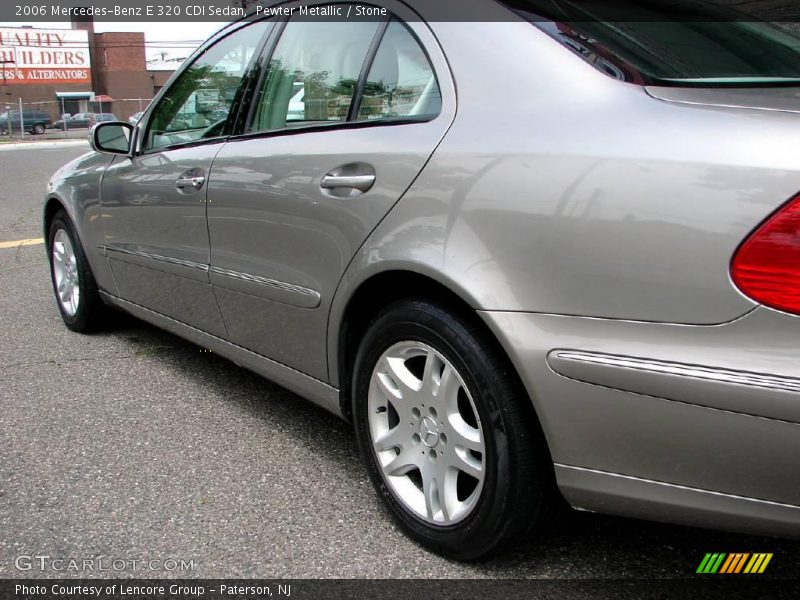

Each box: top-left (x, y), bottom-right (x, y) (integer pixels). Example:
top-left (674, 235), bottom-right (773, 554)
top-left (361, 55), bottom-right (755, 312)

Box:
top-left (207, 4), bottom-right (455, 380)
top-left (100, 20), bottom-right (272, 336)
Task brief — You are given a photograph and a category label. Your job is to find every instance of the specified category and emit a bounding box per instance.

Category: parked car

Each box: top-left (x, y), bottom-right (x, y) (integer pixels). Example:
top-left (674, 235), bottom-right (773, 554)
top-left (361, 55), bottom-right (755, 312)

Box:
top-left (54, 113), bottom-right (94, 129)
top-left (91, 113), bottom-right (118, 125)
top-left (0, 109), bottom-right (52, 135)
top-left (43, 1), bottom-right (800, 560)
top-left (56, 113), bottom-right (118, 129)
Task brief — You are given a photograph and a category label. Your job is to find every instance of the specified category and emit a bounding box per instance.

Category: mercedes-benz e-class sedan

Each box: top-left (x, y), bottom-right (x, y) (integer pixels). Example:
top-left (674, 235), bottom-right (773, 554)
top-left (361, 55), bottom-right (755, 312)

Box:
top-left (44, 0), bottom-right (800, 559)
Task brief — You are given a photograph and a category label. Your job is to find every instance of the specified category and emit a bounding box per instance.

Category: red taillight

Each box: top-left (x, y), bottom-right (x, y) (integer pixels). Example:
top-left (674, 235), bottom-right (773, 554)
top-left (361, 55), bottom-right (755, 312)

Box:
top-left (731, 193), bottom-right (800, 315)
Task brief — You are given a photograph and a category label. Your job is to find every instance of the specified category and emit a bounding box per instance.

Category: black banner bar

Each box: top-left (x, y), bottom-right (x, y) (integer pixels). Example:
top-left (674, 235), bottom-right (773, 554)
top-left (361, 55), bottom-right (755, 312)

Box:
top-left (3, 579), bottom-right (800, 600)
top-left (2, 0), bottom-right (800, 22)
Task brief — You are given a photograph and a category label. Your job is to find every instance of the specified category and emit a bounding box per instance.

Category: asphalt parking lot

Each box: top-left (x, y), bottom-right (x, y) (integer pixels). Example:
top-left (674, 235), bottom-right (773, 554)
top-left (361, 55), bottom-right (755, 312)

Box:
top-left (1, 143), bottom-right (799, 582)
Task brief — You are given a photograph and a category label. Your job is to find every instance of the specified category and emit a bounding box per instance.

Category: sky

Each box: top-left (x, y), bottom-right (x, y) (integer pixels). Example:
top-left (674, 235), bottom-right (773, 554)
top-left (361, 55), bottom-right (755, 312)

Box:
top-left (0, 21), bottom-right (227, 65)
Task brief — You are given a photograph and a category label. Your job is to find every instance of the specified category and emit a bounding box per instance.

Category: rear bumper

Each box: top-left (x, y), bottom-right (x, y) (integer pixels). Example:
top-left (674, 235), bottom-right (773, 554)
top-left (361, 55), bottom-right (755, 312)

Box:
top-left (480, 307), bottom-right (800, 537)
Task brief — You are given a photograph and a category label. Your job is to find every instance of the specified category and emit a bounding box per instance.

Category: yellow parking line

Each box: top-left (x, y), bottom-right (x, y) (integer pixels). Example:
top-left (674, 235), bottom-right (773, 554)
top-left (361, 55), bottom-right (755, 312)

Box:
top-left (0, 237), bottom-right (44, 249)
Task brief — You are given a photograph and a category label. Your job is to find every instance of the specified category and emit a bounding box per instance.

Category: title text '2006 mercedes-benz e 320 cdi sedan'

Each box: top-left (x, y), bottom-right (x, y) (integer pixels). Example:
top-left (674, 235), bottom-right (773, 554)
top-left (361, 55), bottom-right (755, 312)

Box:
top-left (45, 0), bottom-right (800, 559)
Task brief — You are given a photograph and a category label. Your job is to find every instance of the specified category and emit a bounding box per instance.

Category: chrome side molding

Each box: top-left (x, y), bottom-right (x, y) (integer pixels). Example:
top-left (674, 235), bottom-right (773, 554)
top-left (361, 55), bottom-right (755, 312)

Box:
top-left (209, 266), bottom-right (321, 309)
top-left (547, 349), bottom-right (800, 424)
top-left (102, 245), bottom-right (321, 309)
top-left (549, 350), bottom-right (800, 393)
top-left (105, 245), bottom-right (208, 272)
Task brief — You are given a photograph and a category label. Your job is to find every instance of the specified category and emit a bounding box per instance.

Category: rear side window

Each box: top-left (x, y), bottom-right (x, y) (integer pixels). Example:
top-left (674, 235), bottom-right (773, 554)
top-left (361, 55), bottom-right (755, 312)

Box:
top-left (517, 1), bottom-right (800, 86)
top-left (356, 21), bottom-right (441, 121)
top-left (247, 11), bottom-right (441, 133)
top-left (248, 15), bottom-right (380, 132)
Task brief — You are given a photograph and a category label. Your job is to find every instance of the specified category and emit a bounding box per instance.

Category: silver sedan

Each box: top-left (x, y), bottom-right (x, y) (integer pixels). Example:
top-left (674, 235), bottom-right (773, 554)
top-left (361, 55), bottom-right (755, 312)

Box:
top-left (44, 0), bottom-right (800, 559)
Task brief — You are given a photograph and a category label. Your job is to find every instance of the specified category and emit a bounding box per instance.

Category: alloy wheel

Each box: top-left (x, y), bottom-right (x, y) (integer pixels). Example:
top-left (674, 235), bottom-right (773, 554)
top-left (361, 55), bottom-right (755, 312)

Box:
top-left (367, 341), bottom-right (486, 525)
top-left (52, 228), bottom-right (80, 317)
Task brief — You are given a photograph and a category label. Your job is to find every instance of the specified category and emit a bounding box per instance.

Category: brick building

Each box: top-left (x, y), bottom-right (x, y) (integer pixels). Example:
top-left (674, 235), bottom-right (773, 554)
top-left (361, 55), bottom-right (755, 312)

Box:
top-left (1, 17), bottom-right (178, 122)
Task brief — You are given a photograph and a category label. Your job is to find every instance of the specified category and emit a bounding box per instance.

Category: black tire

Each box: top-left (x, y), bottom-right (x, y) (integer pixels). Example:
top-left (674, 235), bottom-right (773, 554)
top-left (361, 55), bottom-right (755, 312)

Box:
top-left (352, 298), bottom-right (556, 560)
top-left (47, 210), bottom-right (109, 332)
top-left (33, 123), bottom-right (45, 135)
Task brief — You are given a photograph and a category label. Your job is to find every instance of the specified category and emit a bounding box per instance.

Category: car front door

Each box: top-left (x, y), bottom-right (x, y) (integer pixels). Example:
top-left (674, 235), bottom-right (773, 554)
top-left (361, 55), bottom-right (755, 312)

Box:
top-left (101, 20), bottom-right (271, 336)
top-left (207, 7), bottom-right (455, 380)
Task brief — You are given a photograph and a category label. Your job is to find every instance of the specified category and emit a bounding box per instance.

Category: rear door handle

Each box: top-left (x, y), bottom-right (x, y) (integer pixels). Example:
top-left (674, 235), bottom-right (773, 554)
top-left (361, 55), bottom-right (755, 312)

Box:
top-left (176, 176), bottom-right (205, 191)
top-left (320, 163), bottom-right (376, 196)
top-left (320, 174), bottom-right (375, 192)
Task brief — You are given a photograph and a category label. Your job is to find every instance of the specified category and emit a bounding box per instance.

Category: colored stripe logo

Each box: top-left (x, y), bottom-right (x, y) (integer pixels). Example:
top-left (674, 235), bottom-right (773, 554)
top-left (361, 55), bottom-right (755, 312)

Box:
top-left (697, 553), bottom-right (773, 574)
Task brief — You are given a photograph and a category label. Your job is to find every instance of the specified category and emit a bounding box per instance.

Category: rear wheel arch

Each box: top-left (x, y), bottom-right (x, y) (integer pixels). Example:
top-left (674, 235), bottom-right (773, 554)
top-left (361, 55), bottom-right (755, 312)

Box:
top-left (337, 271), bottom-right (469, 419)
top-left (335, 270), bottom-right (543, 433)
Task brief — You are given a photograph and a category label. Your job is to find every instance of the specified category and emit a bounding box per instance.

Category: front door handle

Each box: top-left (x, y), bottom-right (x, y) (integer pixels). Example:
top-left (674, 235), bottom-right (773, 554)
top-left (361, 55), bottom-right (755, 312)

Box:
top-left (320, 163), bottom-right (376, 196)
top-left (176, 176), bottom-right (205, 191)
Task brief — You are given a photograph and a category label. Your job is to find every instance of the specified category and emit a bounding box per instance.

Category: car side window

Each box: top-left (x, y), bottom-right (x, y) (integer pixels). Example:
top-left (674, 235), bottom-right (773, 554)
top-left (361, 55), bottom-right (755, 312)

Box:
top-left (247, 13), bottom-right (380, 133)
top-left (356, 20), bottom-right (441, 121)
top-left (145, 21), bottom-right (270, 151)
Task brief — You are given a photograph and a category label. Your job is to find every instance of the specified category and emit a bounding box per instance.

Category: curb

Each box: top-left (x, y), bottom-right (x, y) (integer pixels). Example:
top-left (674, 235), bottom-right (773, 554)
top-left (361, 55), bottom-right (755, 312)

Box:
top-left (0, 140), bottom-right (90, 152)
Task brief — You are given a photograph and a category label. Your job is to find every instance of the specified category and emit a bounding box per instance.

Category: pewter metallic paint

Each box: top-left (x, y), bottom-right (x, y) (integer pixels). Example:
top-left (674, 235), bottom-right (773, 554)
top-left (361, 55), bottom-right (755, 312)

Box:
top-left (45, 0), bottom-right (800, 541)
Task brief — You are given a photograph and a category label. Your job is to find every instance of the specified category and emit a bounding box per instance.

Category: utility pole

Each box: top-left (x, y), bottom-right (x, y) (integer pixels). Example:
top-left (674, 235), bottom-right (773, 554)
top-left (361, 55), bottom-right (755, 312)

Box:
top-left (18, 97), bottom-right (24, 140)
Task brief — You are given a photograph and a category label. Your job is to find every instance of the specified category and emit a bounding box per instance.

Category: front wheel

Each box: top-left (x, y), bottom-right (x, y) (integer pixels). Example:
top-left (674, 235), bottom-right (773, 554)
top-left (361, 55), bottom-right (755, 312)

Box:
top-left (48, 210), bottom-right (109, 332)
top-left (33, 123), bottom-right (45, 135)
top-left (352, 299), bottom-right (556, 560)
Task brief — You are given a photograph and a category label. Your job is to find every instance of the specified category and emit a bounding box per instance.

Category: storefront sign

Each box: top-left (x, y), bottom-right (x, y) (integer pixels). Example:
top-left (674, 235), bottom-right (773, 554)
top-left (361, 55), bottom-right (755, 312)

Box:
top-left (0, 27), bottom-right (91, 85)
